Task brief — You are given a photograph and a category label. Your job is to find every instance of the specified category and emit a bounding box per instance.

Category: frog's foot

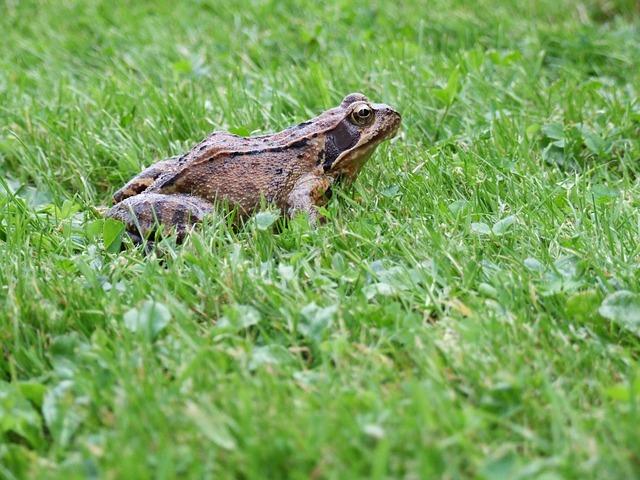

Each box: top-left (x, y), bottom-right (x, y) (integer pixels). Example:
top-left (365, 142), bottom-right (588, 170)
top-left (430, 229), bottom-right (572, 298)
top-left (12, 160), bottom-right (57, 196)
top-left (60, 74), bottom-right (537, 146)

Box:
top-left (107, 193), bottom-right (213, 243)
top-left (122, 231), bottom-right (160, 256)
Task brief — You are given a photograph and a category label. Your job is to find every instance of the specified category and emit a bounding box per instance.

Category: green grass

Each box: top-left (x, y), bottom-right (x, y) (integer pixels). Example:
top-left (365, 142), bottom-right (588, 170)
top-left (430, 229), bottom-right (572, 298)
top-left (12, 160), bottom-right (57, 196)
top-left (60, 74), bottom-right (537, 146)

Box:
top-left (1, 0), bottom-right (640, 477)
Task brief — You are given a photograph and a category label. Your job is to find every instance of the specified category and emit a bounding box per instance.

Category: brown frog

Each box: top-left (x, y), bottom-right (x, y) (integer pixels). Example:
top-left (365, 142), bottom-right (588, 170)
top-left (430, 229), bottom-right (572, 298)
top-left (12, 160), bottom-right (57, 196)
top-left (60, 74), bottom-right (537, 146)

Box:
top-left (107, 93), bottom-right (401, 242)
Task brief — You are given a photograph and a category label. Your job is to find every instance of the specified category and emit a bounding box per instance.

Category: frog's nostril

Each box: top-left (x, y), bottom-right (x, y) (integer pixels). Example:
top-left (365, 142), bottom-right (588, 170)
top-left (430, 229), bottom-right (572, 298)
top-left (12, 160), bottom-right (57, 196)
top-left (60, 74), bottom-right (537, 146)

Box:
top-left (386, 110), bottom-right (401, 124)
top-left (384, 107), bottom-right (401, 119)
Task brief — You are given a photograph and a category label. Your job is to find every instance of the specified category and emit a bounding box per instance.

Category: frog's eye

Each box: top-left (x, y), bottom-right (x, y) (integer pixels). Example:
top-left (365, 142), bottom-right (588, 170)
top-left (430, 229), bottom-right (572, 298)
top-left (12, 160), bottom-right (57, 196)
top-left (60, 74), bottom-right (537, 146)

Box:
top-left (350, 104), bottom-right (374, 126)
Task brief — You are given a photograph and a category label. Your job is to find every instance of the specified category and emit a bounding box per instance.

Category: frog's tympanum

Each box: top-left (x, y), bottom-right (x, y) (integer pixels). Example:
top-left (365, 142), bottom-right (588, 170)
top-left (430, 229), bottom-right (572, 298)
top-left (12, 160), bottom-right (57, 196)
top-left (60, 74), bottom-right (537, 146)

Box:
top-left (107, 93), bottom-right (401, 242)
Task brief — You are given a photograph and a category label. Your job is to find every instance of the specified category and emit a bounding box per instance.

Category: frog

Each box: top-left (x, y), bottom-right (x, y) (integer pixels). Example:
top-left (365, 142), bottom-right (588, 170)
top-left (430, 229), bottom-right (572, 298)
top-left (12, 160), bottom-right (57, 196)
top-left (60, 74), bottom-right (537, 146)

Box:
top-left (106, 93), bottom-right (401, 243)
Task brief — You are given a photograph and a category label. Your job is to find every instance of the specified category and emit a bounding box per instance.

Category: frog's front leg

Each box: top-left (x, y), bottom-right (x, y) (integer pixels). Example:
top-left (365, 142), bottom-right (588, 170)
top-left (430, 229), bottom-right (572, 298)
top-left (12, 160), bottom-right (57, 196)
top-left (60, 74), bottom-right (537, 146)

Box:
top-left (107, 193), bottom-right (213, 243)
top-left (286, 173), bottom-right (334, 225)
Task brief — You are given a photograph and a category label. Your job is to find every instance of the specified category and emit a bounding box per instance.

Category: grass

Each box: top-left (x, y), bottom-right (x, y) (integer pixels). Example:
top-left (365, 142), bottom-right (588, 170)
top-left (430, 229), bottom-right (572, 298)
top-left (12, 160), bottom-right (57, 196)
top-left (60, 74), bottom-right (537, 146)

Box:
top-left (1, 0), bottom-right (640, 477)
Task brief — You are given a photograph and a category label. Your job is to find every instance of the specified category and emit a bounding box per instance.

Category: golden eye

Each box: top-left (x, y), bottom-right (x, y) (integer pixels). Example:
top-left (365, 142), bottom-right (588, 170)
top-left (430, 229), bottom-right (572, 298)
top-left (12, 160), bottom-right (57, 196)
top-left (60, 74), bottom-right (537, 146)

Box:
top-left (350, 104), bottom-right (374, 126)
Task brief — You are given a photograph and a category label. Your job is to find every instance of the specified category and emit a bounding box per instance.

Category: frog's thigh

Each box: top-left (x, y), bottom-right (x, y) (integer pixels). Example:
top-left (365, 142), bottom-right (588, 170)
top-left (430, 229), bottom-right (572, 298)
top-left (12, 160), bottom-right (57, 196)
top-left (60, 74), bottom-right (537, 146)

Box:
top-left (287, 174), bottom-right (333, 224)
top-left (107, 193), bottom-right (213, 240)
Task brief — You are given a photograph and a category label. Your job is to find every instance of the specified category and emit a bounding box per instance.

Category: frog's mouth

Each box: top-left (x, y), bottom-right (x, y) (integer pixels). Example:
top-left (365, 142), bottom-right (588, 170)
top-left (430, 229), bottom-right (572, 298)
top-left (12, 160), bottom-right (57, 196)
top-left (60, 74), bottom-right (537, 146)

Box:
top-left (331, 107), bottom-right (401, 177)
top-left (372, 104), bottom-right (402, 139)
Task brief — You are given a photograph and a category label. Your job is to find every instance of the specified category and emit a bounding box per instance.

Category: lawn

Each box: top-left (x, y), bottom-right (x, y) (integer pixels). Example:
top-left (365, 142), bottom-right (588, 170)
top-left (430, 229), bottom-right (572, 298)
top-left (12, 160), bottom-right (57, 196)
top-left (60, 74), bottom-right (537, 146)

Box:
top-left (1, 0), bottom-right (640, 478)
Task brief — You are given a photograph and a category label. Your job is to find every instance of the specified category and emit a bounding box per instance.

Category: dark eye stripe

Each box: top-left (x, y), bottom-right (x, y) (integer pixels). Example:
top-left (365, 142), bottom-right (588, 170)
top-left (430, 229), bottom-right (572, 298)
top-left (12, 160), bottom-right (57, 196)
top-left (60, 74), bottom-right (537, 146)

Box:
top-left (323, 119), bottom-right (360, 170)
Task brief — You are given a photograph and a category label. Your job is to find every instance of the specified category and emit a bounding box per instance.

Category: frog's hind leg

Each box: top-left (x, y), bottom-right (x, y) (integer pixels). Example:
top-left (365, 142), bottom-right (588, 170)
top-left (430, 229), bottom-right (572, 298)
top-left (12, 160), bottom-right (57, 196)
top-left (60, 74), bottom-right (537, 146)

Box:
top-left (106, 193), bottom-right (213, 244)
top-left (112, 155), bottom-right (182, 204)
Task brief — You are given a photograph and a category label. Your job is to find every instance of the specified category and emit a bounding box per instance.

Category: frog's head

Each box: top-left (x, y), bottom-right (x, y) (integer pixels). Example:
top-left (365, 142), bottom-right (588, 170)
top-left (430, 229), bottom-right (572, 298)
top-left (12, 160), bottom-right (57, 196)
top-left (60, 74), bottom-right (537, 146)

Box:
top-left (321, 93), bottom-right (401, 181)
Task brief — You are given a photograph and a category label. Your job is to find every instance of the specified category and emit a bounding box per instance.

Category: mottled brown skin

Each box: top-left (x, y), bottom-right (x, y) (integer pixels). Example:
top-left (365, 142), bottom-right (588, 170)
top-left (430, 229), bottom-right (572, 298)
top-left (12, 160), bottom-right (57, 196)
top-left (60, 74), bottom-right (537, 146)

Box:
top-left (107, 93), bottom-right (401, 242)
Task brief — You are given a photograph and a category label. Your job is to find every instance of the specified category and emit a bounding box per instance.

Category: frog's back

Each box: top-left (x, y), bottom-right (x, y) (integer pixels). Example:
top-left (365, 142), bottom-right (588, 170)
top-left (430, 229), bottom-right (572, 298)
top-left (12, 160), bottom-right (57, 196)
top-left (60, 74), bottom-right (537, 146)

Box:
top-left (150, 133), bottom-right (325, 213)
top-left (178, 108), bottom-right (344, 166)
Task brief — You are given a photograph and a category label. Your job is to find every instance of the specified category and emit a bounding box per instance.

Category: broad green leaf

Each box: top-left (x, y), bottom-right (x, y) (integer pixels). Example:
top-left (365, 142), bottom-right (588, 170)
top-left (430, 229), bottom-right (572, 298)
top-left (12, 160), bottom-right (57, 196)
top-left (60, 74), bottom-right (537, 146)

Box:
top-left (363, 282), bottom-right (396, 300)
top-left (479, 452), bottom-right (519, 480)
top-left (580, 126), bottom-right (609, 156)
top-left (217, 304), bottom-right (262, 330)
top-left (331, 252), bottom-right (346, 272)
top-left (172, 59), bottom-right (192, 74)
top-left (0, 382), bottom-right (43, 448)
top-left (185, 402), bottom-right (237, 451)
top-left (298, 303), bottom-right (337, 341)
top-left (606, 384), bottom-right (630, 401)
top-left (380, 184), bottom-right (400, 198)
top-left (123, 300), bottom-right (172, 339)
top-left (599, 290), bottom-right (640, 336)
top-left (492, 215), bottom-right (517, 235)
top-left (607, 379), bottom-right (640, 402)
top-left (542, 144), bottom-right (568, 166)
top-left (565, 290), bottom-right (602, 322)
top-left (48, 333), bottom-right (90, 378)
top-left (591, 184), bottom-right (618, 204)
top-left (542, 123), bottom-right (564, 140)
top-left (444, 68), bottom-right (460, 102)
top-left (488, 49), bottom-right (522, 66)
top-left (525, 123), bottom-right (540, 140)
top-left (16, 381), bottom-right (47, 408)
top-left (85, 219), bottom-right (104, 240)
top-left (0, 443), bottom-right (35, 477)
top-left (55, 199), bottom-right (80, 220)
top-left (583, 131), bottom-right (606, 155)
top-left (434, 67), bottom-right (460, 105)
top-left (478, 282), bottom-right (498, 298)
top-left (362, 423), bottom-right (385, 439)
top-left (538, 256), bottom-right (584, 296)
top-left (464, 48), bottom-right (485, 70)
top-left (228, 126), bottom-right (251, 137)
top-left (12, 184), bottom-right (52, 208)
top-left (278, 263), bottom-right (295, 281)
top-left (554, 256), bottom-right (580, 278)
top-left (248, 345), bottom-right (293, 371)
top-left (254, 211), bottom-right (279, 230)
top-left (42, 380), bottom-right (83, 448)
top-left (523, 257), bottom-right (544, 272)
top-left (103, 218), bottom-right (125, 253)
top-left (448, 199), bottom-right (468, 215)
top-left (471, 222), bottom-right (492, 235)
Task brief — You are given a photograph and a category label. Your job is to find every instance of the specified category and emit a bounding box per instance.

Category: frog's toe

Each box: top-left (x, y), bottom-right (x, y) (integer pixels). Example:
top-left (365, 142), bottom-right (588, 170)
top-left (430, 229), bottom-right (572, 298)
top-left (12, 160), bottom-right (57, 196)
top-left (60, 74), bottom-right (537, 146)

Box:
top-left (124, 230), bottom-right (144, 245)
